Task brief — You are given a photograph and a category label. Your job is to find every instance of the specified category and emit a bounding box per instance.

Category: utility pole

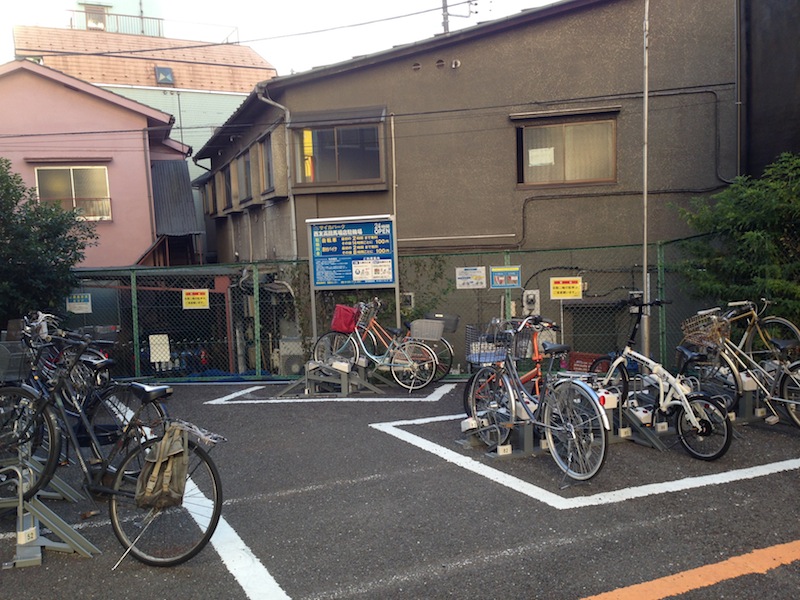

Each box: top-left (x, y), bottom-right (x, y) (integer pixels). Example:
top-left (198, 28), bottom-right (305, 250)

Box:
top-left (441, 1), bottom-right (477, 34)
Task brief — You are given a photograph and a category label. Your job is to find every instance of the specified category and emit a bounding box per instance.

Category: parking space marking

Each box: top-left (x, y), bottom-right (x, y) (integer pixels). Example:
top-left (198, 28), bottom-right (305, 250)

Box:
top-left (582, 539), bottom-right (800, 599)
top-left (370, 414), bottom-right (800, 510)
top-left (205, 383), bottom-right (457, 404)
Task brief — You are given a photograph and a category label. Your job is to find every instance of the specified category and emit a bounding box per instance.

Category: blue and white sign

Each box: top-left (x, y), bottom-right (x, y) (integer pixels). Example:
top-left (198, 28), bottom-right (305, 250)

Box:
top-left (308, 216), bottom-right (396, 289)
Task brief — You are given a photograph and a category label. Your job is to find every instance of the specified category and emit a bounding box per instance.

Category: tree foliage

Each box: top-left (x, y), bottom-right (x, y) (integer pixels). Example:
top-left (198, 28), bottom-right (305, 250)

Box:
top-left (0, 157), bottom-right (97, 328)
top-left (679, 152), bottom-right (800, 321)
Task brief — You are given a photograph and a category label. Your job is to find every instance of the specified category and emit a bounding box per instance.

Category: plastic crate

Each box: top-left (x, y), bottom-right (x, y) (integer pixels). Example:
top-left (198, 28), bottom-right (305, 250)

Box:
top-left (568, 351), bottom-right (604, 372)
top-left (410, 319), bottom-right (445, 341)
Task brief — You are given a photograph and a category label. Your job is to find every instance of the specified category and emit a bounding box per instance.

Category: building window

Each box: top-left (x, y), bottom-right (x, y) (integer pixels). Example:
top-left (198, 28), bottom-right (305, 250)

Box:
top-left (261, 136), bottom-right (273, 192)
top-left (84, 4), bottom-right (107, 30)
top-left (237, 151), bottom-right (252, 202)
top-left (35, 166), bottom-right (111, 220)
top-left (517, 119), bottom-right (616, 185)
top-left (154, 66), bottom-right (174, 85)
top-left (288, 107), bottom-right (385, 186)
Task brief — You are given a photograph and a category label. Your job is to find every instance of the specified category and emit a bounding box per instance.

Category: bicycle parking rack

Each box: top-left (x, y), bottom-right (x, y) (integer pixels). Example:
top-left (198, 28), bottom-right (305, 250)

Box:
top-left (1, 464), bottom-right (100, 569)
top-left (278, 360), bottom-right (385, 398)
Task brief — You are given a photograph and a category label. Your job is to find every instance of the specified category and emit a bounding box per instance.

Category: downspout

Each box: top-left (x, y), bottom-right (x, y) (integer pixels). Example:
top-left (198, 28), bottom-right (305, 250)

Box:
top-left (256, 82), bottom-right (298, 259)
top-left (142, 129), bottom-right (156, 242)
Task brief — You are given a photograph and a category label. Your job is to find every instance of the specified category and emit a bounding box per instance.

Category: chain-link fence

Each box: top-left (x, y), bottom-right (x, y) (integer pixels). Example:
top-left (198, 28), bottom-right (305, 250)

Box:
top-left (61, 241), bottom-right (707, 381)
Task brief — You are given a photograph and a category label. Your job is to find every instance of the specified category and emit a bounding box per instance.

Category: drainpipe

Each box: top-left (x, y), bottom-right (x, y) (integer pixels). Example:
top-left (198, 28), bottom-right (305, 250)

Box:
top-left (256, 82), bottom-right (298, 259)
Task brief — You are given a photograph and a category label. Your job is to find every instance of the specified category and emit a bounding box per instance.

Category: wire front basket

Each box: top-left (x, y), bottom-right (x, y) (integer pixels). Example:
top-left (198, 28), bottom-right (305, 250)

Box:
top-left (356, 301), bottom-right (379, 329)
top-left (0, 341), bottom-right (29, 383)
top-left (680, 311), bottom-right (729, 347)
top-left (465, 321), bottom-right (533, 366)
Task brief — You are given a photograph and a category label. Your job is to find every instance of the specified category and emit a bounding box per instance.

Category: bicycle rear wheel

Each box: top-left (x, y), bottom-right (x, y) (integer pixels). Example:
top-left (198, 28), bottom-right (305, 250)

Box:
top-left (0, 387), bottom-right (61, 501)
top-left (109, 437), bottom-right (222, 567)
top-left (543, 380), bottom-right (608, 481)
top-left (676, 394), bottom-right (732, 461)
top-left (779, 361), bottom-right (800, 427)
top-left (390, 341), bottom-right (437, 390)
top-left (744, 316), bottom-right (800, 363)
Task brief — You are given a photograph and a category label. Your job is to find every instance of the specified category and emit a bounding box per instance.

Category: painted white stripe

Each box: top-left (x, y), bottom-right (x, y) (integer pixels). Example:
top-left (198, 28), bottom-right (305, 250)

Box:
top-left (205, 384), bottom-right (457, 405)
top-left (370, 414), bottom-right (800, 510)
top-left (184, 479), bottom-right (291, 599)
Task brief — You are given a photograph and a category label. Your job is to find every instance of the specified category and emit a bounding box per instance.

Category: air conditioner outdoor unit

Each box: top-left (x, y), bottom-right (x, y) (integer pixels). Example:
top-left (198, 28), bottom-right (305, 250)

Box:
top-left (279, 338), bottom-right (305, 376)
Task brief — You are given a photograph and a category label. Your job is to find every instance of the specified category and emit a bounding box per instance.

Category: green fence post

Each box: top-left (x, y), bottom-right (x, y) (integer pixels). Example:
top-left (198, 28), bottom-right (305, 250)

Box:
top-left (131, 269), bottom-right (141, 378)
top-left (252, 264), bottom-right (262, 378)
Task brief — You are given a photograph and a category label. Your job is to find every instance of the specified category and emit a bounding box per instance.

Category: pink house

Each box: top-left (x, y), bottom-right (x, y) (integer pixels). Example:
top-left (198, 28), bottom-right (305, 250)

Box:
top-left (0, 59), bottom-right (198, 267)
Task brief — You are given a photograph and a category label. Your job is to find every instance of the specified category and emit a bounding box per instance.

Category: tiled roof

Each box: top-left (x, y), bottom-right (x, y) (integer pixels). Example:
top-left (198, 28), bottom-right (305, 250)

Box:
top-left (13, 26), bottom-right (276, 93)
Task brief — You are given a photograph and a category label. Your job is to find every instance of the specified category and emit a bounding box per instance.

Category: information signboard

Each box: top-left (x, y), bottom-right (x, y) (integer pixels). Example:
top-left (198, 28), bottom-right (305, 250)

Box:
top-left (308, 216), bottom-right (396, 289)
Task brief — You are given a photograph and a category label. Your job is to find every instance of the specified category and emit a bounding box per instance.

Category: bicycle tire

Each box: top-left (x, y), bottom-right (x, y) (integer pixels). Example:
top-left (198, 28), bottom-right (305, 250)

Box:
top-left (543, 380), bottom-right (608, 481)
top-left (678, 349), bottom-right (742, 413)
top-left (0, 386), bottom-right (61, 501)
top-left (676, 393), bottom-right (732, 461)
top-left (390, 341), bottom-right (437, 390)
top-left (312, 331), bottom-right (359, 364)
top-left (84, 384), bottom-right (168, 469)
top-left (744, 316), bottom-right (800, 363)
top-left (589, 355), bottom-right (629, 406)
top-left (779, 360), bottom-right (800, 427)
top-left (109, 436), bottom-right (222, 567)
top-left (465, 366), bottom-right (512, 447)
top-left (427, 337), bottom-right (454, 381)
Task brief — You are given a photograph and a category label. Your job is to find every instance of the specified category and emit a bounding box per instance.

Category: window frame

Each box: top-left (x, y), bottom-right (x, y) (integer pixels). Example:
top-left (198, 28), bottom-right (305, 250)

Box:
top-left (288, 107), bottom-right (386, 188)
top-left (513, 109), bottom-right (619, 187)
top-left (35, 165), bottom-right (112, 221)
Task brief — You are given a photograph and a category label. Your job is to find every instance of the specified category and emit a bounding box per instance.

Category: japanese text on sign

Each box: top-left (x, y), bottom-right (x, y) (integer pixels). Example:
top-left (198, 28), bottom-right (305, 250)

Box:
top-left (549, 277), bottom-right (583, 300)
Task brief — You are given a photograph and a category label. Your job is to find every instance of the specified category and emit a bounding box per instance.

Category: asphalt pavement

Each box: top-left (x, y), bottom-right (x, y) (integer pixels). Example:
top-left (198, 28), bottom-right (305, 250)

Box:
top-left (2, 380), bottom-right (800, 599)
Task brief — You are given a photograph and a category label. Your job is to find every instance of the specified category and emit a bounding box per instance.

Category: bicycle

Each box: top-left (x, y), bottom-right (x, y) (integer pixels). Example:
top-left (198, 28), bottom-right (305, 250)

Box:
top-left (1, 335), bottom-right (225, 567)
top-left (312, 298), bottom-right (439, 391)
top-left (678, 301), bottom-right (800, 427)
top-left (589, 297), bottom-right (733, 461)
top-left (463, 315), bottom-right (610, 482)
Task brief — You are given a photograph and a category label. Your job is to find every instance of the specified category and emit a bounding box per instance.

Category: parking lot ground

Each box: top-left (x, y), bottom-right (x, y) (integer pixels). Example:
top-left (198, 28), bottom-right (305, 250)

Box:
top-left (2, 380), bottom-right (800, 599)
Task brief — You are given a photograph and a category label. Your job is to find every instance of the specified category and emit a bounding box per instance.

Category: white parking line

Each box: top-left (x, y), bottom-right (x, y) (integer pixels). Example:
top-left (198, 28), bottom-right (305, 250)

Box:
top-left (205, 383), bottom-right (457, 404)
top-left (370, 413), bottom-right (800, 510)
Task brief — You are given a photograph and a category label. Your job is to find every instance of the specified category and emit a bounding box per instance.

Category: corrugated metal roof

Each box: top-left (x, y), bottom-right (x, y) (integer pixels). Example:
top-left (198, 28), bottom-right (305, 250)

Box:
top-left (151, 160), bottom-right (203, 235)
top-left (13, 26), bottom-right (276, 93)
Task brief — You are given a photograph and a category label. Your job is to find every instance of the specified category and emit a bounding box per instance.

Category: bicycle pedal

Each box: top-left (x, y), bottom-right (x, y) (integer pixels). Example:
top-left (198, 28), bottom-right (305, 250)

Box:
top-left (765, 415), bottom-right (780, 425)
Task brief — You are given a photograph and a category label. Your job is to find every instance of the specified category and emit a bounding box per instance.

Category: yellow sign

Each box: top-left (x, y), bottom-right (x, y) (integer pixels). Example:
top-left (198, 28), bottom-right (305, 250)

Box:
top-left (182, 289), bottom-right (210, 309)
top-left (550, 277), bottom-right (583, 300)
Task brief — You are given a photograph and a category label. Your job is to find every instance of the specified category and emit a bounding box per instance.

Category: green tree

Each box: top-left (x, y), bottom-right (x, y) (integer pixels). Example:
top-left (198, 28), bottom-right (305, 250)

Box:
top-left (0, 157), bottom-right (97, 328)
top-left (679, 152), bottom-right (800, 321)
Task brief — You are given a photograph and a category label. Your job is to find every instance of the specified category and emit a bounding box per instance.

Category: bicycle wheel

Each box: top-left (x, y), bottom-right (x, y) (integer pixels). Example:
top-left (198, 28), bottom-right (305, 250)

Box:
top-left (779, 361), bottom-right (800, 427)
top-left (109, 436), bottom-right (222, 567)
top-left (676, 393), bottom-right (732, 461)
top-left (84, 384), bottom-right (168, 468)
top-left (312, 331), bottom-right (359, 364)
top-left (745, 316), bottom-right (800, 363)
top-left (678, 349), bottom-right (742, 412)
top-left (465, 366), bottom-right (512, 447)
top-left (426, 337), bottom-right (454, 381)
top-left (589, 355), bottom-right (629, 405)
top-left (390, 341), bottom-right (437, 390)
top-left (543, 380), bottom-right (608, 481)
top-left (0, 387), bottom-right (61, 501)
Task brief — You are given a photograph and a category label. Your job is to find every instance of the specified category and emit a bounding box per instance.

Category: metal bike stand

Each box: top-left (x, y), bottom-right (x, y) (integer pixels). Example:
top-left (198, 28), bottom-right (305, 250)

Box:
top-left (1, 465), bottom-right (101, 569)
top-left (278, 361), bottom-right (384, 397)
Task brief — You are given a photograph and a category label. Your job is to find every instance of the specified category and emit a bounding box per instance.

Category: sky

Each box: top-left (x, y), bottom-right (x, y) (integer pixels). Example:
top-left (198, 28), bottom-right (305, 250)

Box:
top-left (1, 0), bottom-right (559, 76)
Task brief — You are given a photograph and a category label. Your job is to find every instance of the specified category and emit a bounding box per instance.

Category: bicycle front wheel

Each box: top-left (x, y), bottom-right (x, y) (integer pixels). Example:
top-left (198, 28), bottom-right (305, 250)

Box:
top-left (779, 361), bottom-right (800, 427)
top-left (0, 387), bottom-right (61, 502)
top-left (589, 355), bottom-right (629, 406)
top-left (109, 437), bottom-right (222, 567)
top-left (465, 366), bottom-right (512, 447)
top-left (676, 394), bottom-right (732, 461)
top-left (543, 380), bottom-right (608, 481)
top-left (312, 331), bottom-right (359, 364)
top-left (678, 349), bottom-right (742, 413)
top-left (390, 341), bottom-right (437, 390)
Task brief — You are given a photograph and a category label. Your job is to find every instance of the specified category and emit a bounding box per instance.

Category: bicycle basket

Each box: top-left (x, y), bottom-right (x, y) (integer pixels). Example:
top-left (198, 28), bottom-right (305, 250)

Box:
top-left (331, 304), bottom-right (359, 334)
top-left (680, 312), bottom-right (729, 347)
top-left (465, 321), bottom-right (512, 366)
top-left (410, 319), bottom-right (445, 341)
top-left (0, 341), bottom-right (29, 383)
